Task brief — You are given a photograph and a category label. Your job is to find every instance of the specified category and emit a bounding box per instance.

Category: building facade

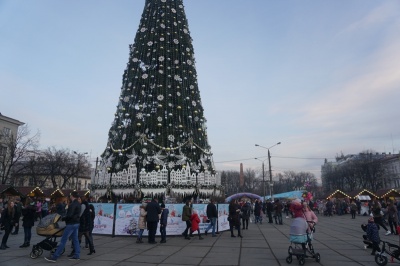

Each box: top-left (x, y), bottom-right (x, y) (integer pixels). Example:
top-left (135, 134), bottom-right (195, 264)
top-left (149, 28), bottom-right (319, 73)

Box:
top-left (0, 112), bottom-right (24, 184)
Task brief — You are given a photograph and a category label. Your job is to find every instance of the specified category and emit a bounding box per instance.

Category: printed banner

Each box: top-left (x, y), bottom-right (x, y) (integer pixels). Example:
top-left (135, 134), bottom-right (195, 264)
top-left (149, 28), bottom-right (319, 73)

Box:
top-left (93, 203), bottom-right (230, 236)
top-left (217, 204), bottom-right (230, 232)
top-left (92, 203), bottom-right (115, 235)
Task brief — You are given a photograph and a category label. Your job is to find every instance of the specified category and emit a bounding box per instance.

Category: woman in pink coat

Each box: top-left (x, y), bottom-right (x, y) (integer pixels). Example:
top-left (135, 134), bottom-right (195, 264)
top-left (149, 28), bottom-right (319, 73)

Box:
top-left (189, 210), bottom-right (203, 240)
top-left (303, 202), bottom-right (318, 230)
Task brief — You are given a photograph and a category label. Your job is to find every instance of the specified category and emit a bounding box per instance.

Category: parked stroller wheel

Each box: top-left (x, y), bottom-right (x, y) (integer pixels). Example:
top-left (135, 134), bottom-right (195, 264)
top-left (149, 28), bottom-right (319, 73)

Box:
top-left (298, 257), bottom-right (305, 265)
top-left (286, 255), bottom-right (293, 264)
top-left (375, 254), bottom-right (388, 266)
top-left (38, 248), bottom-right (43, 256)
top-left (315, 253), bottom-right (321, 262)
top-left (30, 249), bottom-right (41, 259)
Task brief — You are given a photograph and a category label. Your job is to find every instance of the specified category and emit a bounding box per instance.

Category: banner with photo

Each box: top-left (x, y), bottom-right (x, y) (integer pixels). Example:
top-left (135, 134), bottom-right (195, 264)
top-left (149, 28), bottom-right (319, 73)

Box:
top-left (217, 204), bottom-right (230, 232)
top-left (92, 203), bottom-right (115, 235)
top-left (93, 203), bottom-right (230, 236)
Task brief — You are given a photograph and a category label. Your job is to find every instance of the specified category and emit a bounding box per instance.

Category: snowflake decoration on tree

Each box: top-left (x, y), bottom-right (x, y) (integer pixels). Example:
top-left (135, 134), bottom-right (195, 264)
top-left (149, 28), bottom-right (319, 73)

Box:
top-left (136, 113), bottom-right (143, 119)
top-left (151, 151), bottom-right (167, 165)
top-left (125, 151), bottom-right (138, 165)
top-left (175, 153), bottom-right (187, 165)
top-left (168, 161), bottom-right (176, 169)
top-left (168, 135), bottom-right (175, 142)
top-left (157, 95), bottom-right (164, 101)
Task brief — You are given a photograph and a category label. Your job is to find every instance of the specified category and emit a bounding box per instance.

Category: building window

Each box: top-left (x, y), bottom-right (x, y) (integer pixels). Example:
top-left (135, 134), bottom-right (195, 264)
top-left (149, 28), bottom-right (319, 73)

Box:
top-left (0, 146), bottom-right (7, 156)
top-left (2, 127), bottom-right (11, 137)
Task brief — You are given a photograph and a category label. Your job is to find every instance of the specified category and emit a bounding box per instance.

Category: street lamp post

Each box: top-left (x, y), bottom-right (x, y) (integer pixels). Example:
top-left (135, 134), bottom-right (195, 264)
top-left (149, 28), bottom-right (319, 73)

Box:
top-left (255, 142), bottom-right (281, 201)
top-left (254, 157), bottom-right (268, 202)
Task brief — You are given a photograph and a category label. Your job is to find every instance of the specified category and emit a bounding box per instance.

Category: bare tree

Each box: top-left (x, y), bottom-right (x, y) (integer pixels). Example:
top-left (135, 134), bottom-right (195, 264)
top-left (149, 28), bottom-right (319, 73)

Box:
top-left (242, 168), bottom-right (260, 194)
top-left (220, 170), bottom-right (240, 196)
top-left (0, 124), bottom-right (40, 184)
top-left (12, 147), bottom-right (91, 189)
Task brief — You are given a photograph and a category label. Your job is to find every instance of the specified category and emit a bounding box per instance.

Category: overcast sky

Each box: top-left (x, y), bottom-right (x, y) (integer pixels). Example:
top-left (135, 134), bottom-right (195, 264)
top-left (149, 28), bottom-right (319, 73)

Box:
top-left (1, 0), bottom-right (400, 182)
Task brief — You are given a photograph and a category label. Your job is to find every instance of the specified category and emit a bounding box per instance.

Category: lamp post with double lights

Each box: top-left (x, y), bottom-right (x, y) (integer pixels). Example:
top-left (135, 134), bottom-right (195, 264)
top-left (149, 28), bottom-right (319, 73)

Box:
top-left (255, 142), bottom-right (281, 201)
top-left (254, 157), bottom-right (268, 202)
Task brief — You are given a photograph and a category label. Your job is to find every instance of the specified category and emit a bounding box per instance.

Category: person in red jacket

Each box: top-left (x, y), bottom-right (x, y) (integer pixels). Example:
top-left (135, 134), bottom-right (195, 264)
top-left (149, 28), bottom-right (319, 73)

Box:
top-left (189, 210), bottom-right (203, 240)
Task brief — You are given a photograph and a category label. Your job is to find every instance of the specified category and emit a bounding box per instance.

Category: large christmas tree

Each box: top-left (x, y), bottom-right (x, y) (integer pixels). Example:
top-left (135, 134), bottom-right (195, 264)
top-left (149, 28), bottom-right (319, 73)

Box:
top-left (97, 0), bottom-right (216, 187)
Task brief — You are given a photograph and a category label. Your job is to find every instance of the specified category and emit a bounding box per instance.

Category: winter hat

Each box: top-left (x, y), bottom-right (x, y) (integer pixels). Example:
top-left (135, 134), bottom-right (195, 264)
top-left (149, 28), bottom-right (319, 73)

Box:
top-left (291, 200), bottom-right (304, 218)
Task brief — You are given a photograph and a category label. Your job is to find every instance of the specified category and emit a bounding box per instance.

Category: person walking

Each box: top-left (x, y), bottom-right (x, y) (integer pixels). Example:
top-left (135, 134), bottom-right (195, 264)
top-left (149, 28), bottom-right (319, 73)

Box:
top-left (45, 191), bottom-right (81, 262)
top-left (228, 199), bottom-right (242, 238)
top-left (266, 200), bottom-right (274, 223)
top-left (189, 210), bottom-right (203, 240)
top-left (274, 199), bottom-right (283, 225)
top-left (371, 199), bottom-right (391, 235)
top-left (241, 201), bottom-right (251, 230)
top-left (205, 199), bottom-right (218, 236)
top-left (85, 203), bottom-right (95, 249)
top-left (136, 203), bottom-right (147, 243)
top-left (254, 200), bottom-right (262, 224)
top-left (77, 197), bottom-right (95, 255)
top-left (19, 198), bottom-right (36, 248)
top-left (11, 198), bottom-right (22, 235)
top-left (326, 199), bottom-right (333, 216)
top-left (387, 200), bottom-right (398, 235)
top-left (181, 200), bottom-right (192, 240)
top-left (0, 200), bottom-right (18, 250)
top-left (146, 197), bottom-right (161, 244)
top-left (350, 200), bottom-right (357, 219)
top-left (159, 203), bottom-right (169, 243)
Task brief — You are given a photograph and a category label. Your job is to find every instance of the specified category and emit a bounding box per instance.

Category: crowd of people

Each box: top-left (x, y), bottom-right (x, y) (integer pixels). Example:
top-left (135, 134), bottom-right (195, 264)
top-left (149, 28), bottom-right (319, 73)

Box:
top-left (0, 193), bottom-right (96, 262)
top-left (4, 192), bottom-right (399, 262)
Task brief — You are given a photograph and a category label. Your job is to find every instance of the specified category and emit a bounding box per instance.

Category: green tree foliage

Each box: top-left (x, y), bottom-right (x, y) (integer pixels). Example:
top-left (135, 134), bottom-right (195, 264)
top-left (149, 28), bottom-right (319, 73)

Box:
top-left (99, 0), bottom-right (215, 180)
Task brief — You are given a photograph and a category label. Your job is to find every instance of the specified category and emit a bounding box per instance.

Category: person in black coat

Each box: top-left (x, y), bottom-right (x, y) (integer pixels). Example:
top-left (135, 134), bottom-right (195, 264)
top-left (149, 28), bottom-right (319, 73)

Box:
top-left (266, 200), bottom-right (274, 223)
top-left (146, 198), bottom-right (161, 244)
top-left (0, 200), bottom-right (18, 250)
top-left (205, 199), bottom-right (218, 236)
top-left (80, 197), bottom-right (95, 255)
top-left (254, 200), bottom-right (262, 224)
top-left (241, 201), bottom-right (251, 230)
top-left (228, 200), bottom-right (242, 238)
top-left (19, 198), bottom-right (36, 248)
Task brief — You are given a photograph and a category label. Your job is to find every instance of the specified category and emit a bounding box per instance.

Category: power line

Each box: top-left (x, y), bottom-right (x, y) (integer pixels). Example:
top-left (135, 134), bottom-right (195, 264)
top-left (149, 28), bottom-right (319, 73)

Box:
top-left (214, 155), bottom-right (335, 164)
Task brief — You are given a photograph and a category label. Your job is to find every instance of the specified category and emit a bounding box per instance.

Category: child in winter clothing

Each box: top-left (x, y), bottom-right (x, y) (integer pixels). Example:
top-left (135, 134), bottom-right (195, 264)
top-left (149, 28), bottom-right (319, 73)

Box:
top-left (366, 216), bottom-right (381, 255)
top-left (137, 203), bottom-right (147, 243)
top-left (190, 210), bottom-right (203, 240)
top-left (159, 203), bottom-right (169, 243)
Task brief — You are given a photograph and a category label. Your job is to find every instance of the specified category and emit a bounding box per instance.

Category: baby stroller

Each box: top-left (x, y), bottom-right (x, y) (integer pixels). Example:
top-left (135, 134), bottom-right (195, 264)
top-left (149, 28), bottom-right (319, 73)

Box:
top-left (30, 213), bottom-right (65, 259)
top-left (286, 221), bottom-right (320, 265)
